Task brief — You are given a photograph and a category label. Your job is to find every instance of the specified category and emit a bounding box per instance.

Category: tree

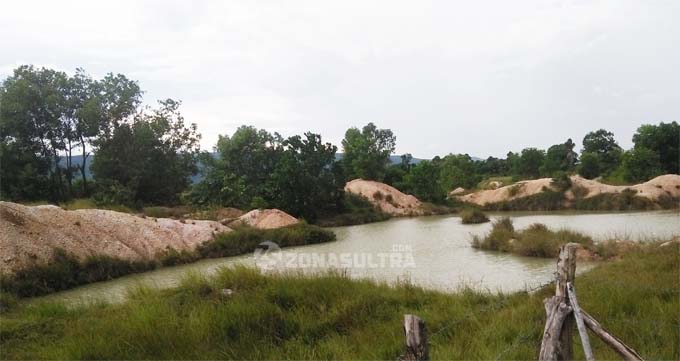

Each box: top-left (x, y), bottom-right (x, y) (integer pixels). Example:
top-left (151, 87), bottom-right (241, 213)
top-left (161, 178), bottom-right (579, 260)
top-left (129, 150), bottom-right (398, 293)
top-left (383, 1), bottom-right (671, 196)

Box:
top-left (270, 132), bottom-right (342, 221)
top-left (516, 148), bottom-right (545, 179)
top-left (632, 122), bottom-right (679, 174)
top-left (581, 129), bottom-right (622, 176)
top-left (541, 139), bottom-right (578, 176)
top-left (578, 152), bottom-right (600, 179)
top-left (403, 160), bottom-right (442, 203)
top-left (341, 122), bottom-right (396, 181)
top-left (621, 148), bottom-right (662, 183)
top-left (438, 154), bottom-right (480, 191)
top-left (91, 99), bottom-right (200, 205)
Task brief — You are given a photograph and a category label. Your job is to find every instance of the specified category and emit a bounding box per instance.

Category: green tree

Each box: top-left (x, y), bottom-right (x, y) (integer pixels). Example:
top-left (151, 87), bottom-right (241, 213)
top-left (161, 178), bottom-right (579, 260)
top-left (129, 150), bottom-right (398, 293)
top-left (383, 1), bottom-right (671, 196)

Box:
top-left (621, 148), bottom-right (662, 183)
top-left (632, 121), bottom-right (679, 174)
top-left (541, 139), bottom-right (578, 176)
top-left (91, 99), bottom-right (200, 205)
top-left (578, 152), bottom-right (600, 179)
top-left (515, 148), bottom-right (545, 179)
top-left (403, 160), bottom-right (442, 203)
top-left (438, 154), bottom-right (480, 191)
top-left (341, 122), bottom-right (396, 181)
top-left (581, 129), bottom-right (622, 176)
top-left (270, 132), bottom-right (342, 221)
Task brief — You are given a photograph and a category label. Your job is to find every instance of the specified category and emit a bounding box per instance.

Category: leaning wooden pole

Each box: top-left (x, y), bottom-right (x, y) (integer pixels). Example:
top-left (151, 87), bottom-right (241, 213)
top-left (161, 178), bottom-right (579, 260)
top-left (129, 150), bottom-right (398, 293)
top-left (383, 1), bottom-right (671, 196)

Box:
top-left (539, 242), bottom-right (579, 361)
top-left (581, 311), bottom-right (644, 361)
top-left (567, 282), bottom-right (594, 361)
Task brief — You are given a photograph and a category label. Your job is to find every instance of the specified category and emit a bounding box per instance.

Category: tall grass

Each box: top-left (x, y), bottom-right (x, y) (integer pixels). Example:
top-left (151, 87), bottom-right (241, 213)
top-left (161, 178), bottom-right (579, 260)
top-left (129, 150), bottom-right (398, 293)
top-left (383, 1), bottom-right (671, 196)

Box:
top-left (1, 244), bottom-right (677, 359)
top-left (472, 218), bottom-right (594, 258)
top-left (459, 208), bottom-right (489, 224)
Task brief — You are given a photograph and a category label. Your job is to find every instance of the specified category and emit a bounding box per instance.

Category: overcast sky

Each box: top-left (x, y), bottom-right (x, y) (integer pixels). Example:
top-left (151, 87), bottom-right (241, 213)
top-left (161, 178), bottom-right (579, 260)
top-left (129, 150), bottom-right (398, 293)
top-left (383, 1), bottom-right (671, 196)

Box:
top-left (2, 0), bottom-right (678, 158)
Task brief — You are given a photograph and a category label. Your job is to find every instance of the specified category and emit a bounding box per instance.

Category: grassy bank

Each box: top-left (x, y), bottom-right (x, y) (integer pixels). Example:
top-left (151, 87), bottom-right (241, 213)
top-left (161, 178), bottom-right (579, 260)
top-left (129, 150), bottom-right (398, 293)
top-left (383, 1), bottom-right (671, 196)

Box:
top-left (472, 218), bottom-right (604, 258)
top-left (1, 243), bottom-right (677, 359)
top-left (0, 224), bottom-right (335, 298)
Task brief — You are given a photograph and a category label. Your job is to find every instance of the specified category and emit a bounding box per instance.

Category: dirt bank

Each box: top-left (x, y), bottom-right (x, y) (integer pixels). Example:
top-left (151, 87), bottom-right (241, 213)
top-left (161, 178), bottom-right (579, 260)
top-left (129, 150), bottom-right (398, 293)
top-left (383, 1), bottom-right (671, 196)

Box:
top-left (0, 202), bottom-right (230, 275)
top-left (344, 179), bottom-right (424, 216)
top-left (230, 209), bottom-right (299, 229)
top-left (456, 174), bottom-right (680, 206)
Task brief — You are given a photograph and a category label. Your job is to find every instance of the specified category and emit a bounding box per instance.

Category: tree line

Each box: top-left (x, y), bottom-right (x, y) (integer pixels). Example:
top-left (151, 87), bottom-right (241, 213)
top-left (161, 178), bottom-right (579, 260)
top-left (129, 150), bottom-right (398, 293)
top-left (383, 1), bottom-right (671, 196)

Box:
top-left (1, 66), bottom-right (678, 220)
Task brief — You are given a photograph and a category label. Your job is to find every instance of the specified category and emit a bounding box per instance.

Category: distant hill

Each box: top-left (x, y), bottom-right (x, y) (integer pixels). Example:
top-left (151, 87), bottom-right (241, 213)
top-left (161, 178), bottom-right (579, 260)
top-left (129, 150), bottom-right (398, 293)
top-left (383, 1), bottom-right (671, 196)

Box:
top-left (59, 153), bottom-right (433, 183)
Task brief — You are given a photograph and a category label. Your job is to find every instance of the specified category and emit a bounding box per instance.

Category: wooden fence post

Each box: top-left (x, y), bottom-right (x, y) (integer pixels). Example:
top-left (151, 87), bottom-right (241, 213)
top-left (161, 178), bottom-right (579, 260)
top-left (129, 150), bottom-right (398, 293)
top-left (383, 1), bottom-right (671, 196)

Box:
top-left (402, 314), bottom-right (429, 361)
top-left (539, 242), bottom-right (579, 361)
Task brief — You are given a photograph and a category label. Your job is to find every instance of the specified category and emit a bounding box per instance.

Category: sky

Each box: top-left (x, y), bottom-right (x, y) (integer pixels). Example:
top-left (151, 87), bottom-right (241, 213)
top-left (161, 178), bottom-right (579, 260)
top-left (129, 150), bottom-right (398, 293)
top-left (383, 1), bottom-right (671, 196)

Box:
top-left (1, 0), bottom-right (678, 159)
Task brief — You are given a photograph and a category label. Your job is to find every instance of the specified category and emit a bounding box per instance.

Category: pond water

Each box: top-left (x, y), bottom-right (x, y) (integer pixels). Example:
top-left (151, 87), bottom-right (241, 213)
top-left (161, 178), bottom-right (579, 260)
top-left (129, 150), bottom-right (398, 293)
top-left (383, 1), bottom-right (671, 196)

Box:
top-left (31, 210), bottom-right (679, 306)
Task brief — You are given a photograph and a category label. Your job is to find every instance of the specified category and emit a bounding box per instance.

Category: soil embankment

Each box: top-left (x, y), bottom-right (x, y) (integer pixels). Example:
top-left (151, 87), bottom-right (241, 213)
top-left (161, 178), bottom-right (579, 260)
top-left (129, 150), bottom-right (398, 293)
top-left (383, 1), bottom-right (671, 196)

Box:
top-left (456, 174), bottom-right (680, 207)
top-left (344, 179), bottom-right (425, 216)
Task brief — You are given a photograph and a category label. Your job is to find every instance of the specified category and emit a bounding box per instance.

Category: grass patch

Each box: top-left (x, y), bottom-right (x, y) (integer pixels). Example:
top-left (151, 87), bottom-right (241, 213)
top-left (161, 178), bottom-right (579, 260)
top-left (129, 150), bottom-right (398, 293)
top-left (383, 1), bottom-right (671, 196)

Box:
top-left (573, 189), bottom-right (661, 211)
top-left (316, 193), bottom-right (390, 227)
top-left (197, 223), bottom-right (336, 259)
top-left (60, 198), bottom-right (134, 213)
top-left (460, 208), bottom-right (489, 224)
top-left (1, 244), bottom-right (677, 359)
top-left (472, 218), bottom-right (595, 258)
top-left (142, 206), bottom-right (192, 219)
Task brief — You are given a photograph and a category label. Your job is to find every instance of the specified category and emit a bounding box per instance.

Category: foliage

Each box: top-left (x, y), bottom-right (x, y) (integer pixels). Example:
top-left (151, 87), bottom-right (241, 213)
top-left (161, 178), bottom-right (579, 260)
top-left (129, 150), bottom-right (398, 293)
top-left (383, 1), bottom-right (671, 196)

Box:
top-left (341, 122), bottom-right (396, 181)
top-left (472, 219), bottom-right (593, 258)
top-left (196, 224), bottom-right (336, 259)
top-left (621, 147), bottom-right (663, 183)
top-left (580, 129), bottom-right (623, 177)
top-left (540, 138), bottom-right (578, 175)
top-left (460, 208), bottom-right (489, 224)
top-left (573, 189), bottom-right (659, 211)
top-left (578, 152), bottom-right (601, 179)
top-left (316, 193), bottom-right (391, 227)
top-left (483, 188), bottom-right (564, 211)
top-left (516, 148), bottom-right (545, 179)
top-left (632, 121), bottom-right (679, 174)
top-left (402, 160), bottom-right (444, 203)
top-left (91, 99), bottom-right (201, 206)
top-left (438, 154), bottom-right (481, 190)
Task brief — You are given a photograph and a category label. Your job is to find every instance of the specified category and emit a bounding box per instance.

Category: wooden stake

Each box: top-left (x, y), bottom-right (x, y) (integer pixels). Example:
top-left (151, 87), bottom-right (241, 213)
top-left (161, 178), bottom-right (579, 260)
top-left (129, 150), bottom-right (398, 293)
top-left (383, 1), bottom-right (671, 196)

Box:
top-left (567, 282), bottom-right (594, 361)
top-left (403, 314), bottom-right (429, 361)
top-left (581, 311), bottom-right (644, 361)
top-left (555, 243), bottom-right (578, 360)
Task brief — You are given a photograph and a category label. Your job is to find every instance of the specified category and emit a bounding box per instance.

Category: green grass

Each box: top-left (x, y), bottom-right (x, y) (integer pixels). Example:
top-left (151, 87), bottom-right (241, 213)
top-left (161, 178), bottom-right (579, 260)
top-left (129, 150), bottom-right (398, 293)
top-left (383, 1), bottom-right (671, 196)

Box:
top-left (1, 244), bottom-right (677, 359)
top-left (472, 218), bottom-right (596, 258)
top-left (60, 198), bottom-right (134, 213)
top-left (482, 188), bottom-right (565, 211)
top-left (459, 208), bottom-right (489, 224)
top-left (0, 224), bottom-right (335, 298)
top-left (316, 193), bottom-right (390, 227)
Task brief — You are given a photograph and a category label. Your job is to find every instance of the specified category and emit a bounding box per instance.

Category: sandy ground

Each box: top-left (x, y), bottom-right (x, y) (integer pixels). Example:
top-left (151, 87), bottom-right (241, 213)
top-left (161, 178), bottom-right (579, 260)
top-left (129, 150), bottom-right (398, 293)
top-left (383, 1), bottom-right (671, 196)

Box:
top-left (0, 202), bottom-right (231, 275)
top-left (456, 174), bottom-right (680, 206)
top-left (344, 179), bottom-right (424, 216)
top-left (230, 209), bottom-right (299, 229)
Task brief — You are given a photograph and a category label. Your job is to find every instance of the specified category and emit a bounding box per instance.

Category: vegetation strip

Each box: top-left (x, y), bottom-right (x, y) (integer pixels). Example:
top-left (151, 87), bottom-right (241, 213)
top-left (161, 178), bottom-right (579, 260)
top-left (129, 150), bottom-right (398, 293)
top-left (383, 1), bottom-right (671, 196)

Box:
top-left (0, 243), bottom-right (676, 359)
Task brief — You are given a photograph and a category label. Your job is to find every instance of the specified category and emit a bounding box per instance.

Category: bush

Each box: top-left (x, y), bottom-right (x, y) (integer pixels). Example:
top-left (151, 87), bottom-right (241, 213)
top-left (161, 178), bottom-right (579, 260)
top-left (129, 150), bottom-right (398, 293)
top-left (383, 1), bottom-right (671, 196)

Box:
top-left (143, 206), bottom-right (192, 219)
top-left (316, 193), bottom-right (390, 227)
top-left (573, 189), bottom-right (657, 211)
top-left (460, 209), bottom-right (489, 224)
top-left (550, 172), bottom-right (572, 192)
top-left (197, 223), bottom-right (336, 259)
top-left (483, 189), bottom-right (564, 211)
top-left (471, 219), bottom-right (594, 258)
top-left (372, 191), bottom-right (383, 200)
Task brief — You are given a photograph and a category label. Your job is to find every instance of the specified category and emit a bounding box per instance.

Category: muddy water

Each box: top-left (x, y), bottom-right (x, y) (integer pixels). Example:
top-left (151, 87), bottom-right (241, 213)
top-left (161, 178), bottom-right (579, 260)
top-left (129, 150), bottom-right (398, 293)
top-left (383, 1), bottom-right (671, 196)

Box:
top-left (32, 210), bottom-right (679, 306)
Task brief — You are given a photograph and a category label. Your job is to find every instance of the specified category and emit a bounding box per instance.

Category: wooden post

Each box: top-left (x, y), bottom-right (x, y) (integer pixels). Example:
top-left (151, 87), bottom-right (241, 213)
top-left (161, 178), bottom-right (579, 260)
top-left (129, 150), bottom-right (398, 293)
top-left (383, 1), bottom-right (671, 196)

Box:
top-left (403, 314), bottom-right (429, 361)
top-left (539, 242), bottom-right (579, 361)
top-left (555, 242), bottom-right (578, 361)
top-left (581, 311), bottom-right (644, 361)
top-left (567, 282), bottom-right (594, 361)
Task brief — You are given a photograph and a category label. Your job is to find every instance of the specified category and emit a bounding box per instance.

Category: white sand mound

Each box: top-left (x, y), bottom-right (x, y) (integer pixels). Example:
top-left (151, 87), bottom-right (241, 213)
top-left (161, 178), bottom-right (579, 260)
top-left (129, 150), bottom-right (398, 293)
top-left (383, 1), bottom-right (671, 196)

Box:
top-left (456, 174), bottom-right (680, 206)
top-left (456, 178), bottom-right (555, 206)
top-left (0, 202), bottom-right (230, 275)
top-left (232, 209), bottom-right (299, 229)
top-left (344, 179), bottom-right (424, 216)
top-left (567, 174), bottom-right (680, 200)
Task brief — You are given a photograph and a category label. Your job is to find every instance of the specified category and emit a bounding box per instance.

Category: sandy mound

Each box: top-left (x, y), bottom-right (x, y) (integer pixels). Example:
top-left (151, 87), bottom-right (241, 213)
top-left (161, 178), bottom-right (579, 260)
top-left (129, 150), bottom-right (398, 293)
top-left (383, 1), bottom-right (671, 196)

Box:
top-left (567, 174), bottom-right (680, 200)
top-left (456, 174), bottom-right (680, 206)
top-left (231, 209), bottom-right (299, 229)
top-left (0, 202), bottom-right (230, 275)
top-left (450, 187), bottom-right (466, 196)
top-left (456, 178), bottom-right (555, 206)
top-left (344, 179), bottom-right (424, 216)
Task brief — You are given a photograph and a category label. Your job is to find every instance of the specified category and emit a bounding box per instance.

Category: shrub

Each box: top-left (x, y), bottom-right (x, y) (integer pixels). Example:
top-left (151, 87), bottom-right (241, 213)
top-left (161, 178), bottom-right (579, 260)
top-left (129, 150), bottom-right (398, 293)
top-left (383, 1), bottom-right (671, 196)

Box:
top-left (573, 189), bottom-right (657, 211)
top-left (372, 191), bottom-right (383, 200)
top-left (316, 193), bottom-right (390, 227)
top-left (460, 209), bottom-right (489, 224)
top-left (143, 206), bottom-right (192, 219)
top-left (483, 189), bottom-right (564, 211)
top-left (507, 183), bottom-right (524, 197)
top-left (550, 172), bottom-right (572, 192)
